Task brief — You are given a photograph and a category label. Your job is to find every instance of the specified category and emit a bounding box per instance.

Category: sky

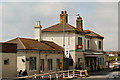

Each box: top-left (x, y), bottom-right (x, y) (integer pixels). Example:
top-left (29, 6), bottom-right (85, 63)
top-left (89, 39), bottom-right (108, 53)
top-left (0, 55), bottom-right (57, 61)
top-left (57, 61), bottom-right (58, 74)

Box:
top-left (0, 0), bottom-right (119, 51)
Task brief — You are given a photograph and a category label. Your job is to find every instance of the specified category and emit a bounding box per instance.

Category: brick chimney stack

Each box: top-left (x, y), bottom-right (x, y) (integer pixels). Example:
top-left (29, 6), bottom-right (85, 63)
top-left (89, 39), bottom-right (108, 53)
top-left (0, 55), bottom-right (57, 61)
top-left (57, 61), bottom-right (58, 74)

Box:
top-left (60, 11), bottom-right (68, 24)
top-left (76, 16), bottom-right (83, 31)
top-left (34, 21), bottom-right (42, 41)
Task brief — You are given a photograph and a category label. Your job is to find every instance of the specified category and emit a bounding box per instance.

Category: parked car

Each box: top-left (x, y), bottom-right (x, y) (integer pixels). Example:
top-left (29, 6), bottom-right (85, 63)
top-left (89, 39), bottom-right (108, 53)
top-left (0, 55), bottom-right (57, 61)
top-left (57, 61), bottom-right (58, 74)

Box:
top-left (112, 65), bottom-right (120, 70)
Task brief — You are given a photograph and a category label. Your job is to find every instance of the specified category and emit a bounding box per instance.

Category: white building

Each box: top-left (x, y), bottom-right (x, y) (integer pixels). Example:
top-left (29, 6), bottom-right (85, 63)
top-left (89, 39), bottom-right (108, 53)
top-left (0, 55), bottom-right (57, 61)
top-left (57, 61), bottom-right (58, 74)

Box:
top-left (38, 11), bottom-right (105, 71)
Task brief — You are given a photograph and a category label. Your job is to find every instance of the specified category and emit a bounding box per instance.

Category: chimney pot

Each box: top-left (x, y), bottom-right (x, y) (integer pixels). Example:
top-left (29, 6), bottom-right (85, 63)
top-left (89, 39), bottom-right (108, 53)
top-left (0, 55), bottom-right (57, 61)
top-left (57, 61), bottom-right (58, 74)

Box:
top-left (77, 16), bottom-right (82, 19)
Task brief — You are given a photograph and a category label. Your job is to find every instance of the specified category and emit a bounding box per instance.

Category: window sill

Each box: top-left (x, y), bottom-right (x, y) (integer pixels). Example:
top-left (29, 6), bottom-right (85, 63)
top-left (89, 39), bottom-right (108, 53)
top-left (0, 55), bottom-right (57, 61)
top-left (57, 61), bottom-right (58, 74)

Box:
top-left (29, 70), bottom-right (37, 72)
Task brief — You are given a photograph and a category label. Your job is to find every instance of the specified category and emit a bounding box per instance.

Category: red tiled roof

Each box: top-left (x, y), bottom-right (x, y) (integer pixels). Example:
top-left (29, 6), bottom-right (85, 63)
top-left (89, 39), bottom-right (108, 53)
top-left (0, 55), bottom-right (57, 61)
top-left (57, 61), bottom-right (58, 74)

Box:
top-left (42, 23), bottom-right (103, 38)
top-left (6, 37), bottom-right (63, 51)
top-left (42, 23), bottom-right (83, 32)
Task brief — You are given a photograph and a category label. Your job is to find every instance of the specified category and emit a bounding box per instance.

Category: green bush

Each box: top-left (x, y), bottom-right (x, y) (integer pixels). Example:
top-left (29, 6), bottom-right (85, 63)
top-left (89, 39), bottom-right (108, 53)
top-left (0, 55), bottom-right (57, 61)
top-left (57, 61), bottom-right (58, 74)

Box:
top-left (105, 56), bottom-right (120, 62)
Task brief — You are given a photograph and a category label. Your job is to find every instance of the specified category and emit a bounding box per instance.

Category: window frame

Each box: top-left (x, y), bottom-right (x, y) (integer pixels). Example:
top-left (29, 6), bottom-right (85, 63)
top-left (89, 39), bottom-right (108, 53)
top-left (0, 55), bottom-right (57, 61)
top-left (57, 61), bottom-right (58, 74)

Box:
top-left (98, 41), bottom-right (102, 50)
top-left (4, 59), bottom-right (9, 65)
top-left (56, 59), bottom-right (60, 70)
top-left (29, 57), bottom-right (37, 71)
top-left (40, 59), bottom-right (44, 72)
top-left (84, 40), bottom-right (86, 49)
top-left (48, 59), bottom-right (52, 71)
top-left (87, 40), bottom-right (89, 49)
top-left (78, 37), bottom-right (82, 45)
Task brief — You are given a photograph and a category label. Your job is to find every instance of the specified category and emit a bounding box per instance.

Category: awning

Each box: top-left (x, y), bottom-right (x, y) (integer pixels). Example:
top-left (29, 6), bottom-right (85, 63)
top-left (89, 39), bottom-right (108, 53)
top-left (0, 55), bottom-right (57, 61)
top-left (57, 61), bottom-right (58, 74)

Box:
top-left (84, 51), bottom-right (105, 57)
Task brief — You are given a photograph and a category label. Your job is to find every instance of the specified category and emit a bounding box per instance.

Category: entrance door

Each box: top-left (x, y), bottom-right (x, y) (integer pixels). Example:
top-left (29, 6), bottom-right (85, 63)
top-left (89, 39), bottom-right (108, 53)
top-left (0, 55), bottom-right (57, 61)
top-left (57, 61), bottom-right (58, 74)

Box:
top-left (63, 58), bottom-right (69, 70)
top-left (90, 59), bottom-right (93, 71)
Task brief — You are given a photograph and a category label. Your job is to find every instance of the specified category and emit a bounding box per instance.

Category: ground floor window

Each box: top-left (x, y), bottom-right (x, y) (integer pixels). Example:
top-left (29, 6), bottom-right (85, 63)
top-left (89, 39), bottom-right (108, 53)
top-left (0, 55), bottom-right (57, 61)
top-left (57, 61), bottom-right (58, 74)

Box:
top-left (29, 57), bottom-right (36, 70)
top-left (48, 59), bottom-right (52, 71)
top-left (40, 59), bottom-right (44, 72)
top-left (56, 59), bottom-right (60, 70)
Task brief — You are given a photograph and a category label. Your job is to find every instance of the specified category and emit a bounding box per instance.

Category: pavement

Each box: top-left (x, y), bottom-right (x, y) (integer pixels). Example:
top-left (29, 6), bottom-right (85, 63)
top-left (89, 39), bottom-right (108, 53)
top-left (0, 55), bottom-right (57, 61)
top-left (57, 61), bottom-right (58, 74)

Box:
top-left (73, 69), bottom-right (120, 80)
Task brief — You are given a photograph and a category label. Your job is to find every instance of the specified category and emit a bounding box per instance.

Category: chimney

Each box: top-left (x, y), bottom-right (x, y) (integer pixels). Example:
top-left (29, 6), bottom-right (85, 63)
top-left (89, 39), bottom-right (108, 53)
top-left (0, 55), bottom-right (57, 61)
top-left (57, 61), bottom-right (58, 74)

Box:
top-left (76, 16), bottom-right (83, 31)
top-left (34, 21), bottom-right (42, 41)
top-left (60, 11), bottom-right (68, 24)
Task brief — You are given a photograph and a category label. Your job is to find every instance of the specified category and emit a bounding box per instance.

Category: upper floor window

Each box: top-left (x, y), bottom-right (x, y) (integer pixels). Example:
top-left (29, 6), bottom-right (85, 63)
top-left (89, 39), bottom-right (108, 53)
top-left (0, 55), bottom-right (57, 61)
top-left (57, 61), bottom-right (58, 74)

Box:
top-left (84, 40), bottom-right (86, 49)
top-left (78, 37), bottom-right (82, 45)
top-left (98, 41), bottom-right (102, 49)
top-left (87, 40), bottom-right (89, 49)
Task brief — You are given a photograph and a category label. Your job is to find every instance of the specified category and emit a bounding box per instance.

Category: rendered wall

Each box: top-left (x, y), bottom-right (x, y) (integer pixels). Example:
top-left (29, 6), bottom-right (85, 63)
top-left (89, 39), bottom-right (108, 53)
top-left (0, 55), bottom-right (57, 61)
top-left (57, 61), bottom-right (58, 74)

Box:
top-left (2, 53), bottom-right (17, 78)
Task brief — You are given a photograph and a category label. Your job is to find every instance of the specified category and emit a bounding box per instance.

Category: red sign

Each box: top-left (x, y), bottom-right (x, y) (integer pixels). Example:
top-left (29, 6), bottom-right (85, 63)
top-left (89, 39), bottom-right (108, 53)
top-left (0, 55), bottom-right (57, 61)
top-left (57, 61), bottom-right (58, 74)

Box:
top-left (77, 45), bottom-right (83, 49)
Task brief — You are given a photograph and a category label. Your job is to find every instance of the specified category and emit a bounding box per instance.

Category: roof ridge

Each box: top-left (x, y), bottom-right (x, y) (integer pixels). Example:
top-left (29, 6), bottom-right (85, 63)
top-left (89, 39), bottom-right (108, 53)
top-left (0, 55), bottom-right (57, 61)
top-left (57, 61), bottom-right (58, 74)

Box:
top-left (18, 37), bottom-right (26, 49)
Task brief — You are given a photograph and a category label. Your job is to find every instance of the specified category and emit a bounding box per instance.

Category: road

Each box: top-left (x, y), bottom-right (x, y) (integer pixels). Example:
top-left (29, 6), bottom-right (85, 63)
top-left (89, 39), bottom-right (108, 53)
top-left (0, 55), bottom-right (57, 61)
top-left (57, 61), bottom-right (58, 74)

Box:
top-left (73, 69), bottom-right (120, 80)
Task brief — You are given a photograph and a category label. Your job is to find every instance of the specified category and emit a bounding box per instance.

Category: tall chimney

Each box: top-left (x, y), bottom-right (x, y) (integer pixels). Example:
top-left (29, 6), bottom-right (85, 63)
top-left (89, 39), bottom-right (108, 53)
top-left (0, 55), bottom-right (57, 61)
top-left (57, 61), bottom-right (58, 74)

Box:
top-left (76, 16), bottom-right (83, 31)
top-left (60, 11), bottom-right (68, 24)
top-left (34, 21), bottom-right (42, 41)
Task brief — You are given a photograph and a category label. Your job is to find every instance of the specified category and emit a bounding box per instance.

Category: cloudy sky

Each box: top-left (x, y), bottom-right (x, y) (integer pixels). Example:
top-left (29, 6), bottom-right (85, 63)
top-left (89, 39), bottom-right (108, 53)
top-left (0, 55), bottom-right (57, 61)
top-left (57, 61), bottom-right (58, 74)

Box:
top-left (0, 0), bottom-right (119, 51)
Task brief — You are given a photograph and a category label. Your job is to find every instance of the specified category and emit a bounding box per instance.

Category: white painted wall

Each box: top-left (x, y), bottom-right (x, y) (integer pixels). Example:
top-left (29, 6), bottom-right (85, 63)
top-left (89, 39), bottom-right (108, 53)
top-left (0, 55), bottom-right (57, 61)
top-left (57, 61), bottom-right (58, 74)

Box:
top-left (17, 56), bottom-right (26, 71)
top-left (91, 38), bottom-right (103, 51)
top-left (42, 32), bottom-right (76, 51)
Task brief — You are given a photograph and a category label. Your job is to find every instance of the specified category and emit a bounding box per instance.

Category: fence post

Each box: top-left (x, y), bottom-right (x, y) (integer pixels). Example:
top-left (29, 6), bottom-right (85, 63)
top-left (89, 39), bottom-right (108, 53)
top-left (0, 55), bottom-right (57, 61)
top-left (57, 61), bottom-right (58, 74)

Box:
top-left (80, 70), bottom-right (82, 77)
top-left (56, 74), bottom-right (58, 80)
top-left (42, 76), bottom-right (44, 79)
top-left (68, 70), bottom-right (69, 78)
top-left (63, 73), bottom-right (65, 78)
top-left (73, 70), bottom-right (75, 77)
top-left (49, 75), bottom-right (51, 80)
top-left (34, 74), bottom-right (36, 79)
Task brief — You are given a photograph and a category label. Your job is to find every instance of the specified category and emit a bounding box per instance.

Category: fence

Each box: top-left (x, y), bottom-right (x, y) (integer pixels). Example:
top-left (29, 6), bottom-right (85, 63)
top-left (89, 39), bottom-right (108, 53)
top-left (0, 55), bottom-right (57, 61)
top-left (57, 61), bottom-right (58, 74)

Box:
top-left (2, 69), bottom-right (88, 80)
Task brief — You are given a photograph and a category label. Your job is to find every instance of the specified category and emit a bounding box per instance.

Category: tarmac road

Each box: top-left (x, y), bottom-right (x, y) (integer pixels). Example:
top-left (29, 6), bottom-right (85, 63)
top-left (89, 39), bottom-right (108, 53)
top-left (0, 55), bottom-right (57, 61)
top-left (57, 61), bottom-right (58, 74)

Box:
top-left (72, 69), bottom-right (120, 80)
